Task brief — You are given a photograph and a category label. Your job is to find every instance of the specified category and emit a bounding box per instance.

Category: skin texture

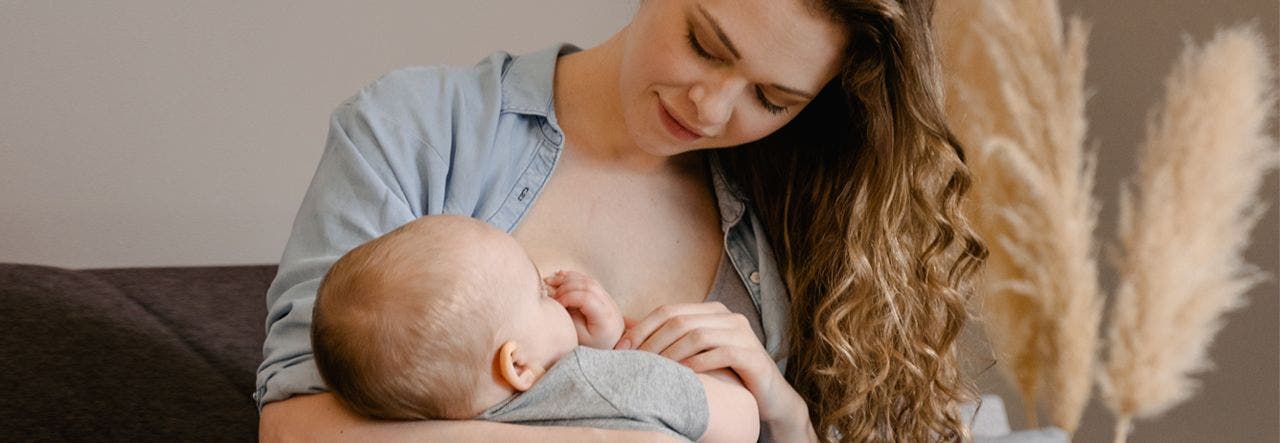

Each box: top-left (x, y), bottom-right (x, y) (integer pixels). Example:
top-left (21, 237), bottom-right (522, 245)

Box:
top-left (261, 0), bottom-right (846, 440)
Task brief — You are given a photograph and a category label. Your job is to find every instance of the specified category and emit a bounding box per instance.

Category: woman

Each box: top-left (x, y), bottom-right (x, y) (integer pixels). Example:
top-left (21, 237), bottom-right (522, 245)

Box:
top-left (257, 0), bottom-right (986, 441)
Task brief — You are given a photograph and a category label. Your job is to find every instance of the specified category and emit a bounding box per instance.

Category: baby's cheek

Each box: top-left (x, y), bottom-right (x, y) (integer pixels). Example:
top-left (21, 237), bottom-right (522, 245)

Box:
top-left (554, 306), bottom-right (578, 344)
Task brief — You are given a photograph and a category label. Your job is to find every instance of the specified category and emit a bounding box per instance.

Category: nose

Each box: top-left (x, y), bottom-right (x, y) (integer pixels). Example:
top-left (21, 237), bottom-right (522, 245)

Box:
top-left (688, 74), bottom-right (746, 130)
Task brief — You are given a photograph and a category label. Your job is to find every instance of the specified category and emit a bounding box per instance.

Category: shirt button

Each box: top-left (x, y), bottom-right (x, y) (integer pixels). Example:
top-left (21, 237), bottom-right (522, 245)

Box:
top-left (749, 271), bottom-right (761, 284)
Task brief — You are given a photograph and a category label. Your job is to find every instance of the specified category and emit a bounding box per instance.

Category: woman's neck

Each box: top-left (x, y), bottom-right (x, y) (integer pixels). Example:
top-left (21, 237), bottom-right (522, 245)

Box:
top-left (553, 32), bottom-right (694, 174)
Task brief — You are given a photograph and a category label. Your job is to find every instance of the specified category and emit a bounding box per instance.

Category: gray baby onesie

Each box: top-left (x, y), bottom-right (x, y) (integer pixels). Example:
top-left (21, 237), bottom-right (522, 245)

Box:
top-left (478, 346), bottom-right (709, 442)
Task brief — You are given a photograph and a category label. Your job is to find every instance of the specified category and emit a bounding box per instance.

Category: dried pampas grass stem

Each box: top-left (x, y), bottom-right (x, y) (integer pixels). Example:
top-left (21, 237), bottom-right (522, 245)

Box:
top-left (936, 0), bottom-right (1103, 434)
top-left (1098, 25), bottom-right (1279, 443)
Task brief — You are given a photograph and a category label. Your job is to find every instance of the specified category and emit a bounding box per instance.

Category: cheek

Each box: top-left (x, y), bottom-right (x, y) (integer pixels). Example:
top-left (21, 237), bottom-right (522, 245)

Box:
top-left (719, 114), bottom-right (788, 147)
top-left (620, 18), bottom-right (706, 105)
top-left (550, 302), bottom-right (576, 337)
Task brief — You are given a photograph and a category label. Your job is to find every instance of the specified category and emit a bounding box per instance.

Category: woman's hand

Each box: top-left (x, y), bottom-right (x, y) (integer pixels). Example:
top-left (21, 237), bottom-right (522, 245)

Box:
top-left (617, 302), bottom-right (814, 438)
top-left (544, 270), bottom-right (625, 349)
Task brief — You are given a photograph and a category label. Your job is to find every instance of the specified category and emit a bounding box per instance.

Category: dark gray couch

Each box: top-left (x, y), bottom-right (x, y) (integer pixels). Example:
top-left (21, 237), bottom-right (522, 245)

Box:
top-left (1, 264), bottom-right (275, 442)
top-left (0, 263), bottom-right (1064, 442)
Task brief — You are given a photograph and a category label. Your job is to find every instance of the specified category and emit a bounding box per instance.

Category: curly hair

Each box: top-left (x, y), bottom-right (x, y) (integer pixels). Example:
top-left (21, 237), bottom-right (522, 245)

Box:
top-left (714, 0), bottom-right (989, 440)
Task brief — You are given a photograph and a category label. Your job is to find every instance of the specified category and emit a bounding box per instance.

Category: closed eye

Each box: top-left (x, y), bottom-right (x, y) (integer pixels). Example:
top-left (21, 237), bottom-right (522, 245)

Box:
top-left (685, 23), bottom-right (789, 115)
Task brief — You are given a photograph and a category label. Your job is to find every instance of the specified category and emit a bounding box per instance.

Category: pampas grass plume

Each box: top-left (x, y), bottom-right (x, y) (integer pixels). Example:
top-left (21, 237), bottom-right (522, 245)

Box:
top-left (1098, 25), bottom-right (1278, 443)
top-left (936, 0), bottom-right (1103, 435)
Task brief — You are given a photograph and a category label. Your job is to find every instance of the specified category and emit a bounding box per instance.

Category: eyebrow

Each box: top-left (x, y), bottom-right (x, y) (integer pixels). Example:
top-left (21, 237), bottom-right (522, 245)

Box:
top-left (695, 4), bottom-right (817, 100)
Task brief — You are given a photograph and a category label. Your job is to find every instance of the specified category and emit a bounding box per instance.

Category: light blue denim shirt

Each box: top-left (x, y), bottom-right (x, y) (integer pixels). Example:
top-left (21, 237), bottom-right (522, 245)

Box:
top-left (254, 42), bottom-right (792, 411)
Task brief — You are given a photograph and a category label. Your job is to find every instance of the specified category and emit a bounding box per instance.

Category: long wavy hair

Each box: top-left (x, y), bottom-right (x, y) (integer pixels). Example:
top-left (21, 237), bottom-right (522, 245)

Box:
top-left (714, 0), bottom-right (988, 440)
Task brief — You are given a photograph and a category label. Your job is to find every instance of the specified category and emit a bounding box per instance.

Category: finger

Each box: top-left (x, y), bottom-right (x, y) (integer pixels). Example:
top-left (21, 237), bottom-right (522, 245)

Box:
top-left (633, 313), bottom-right (737, 355)
top-left (621, 302), bottom-right (730, 350)
top-left (556, 269), bottom-right (594, 283)
top-left (554, 290), bottom-right (610, 323)
top-left (683, 347), bottom-right (794, 423)
top-left (657, 326), bottom-right (736, 363)
top-left (545, 270), bottom-right (568, 285)
top-left (681, 346), bottom-right (756, 378)
top-left (550, 275), bottom-right (602, 295)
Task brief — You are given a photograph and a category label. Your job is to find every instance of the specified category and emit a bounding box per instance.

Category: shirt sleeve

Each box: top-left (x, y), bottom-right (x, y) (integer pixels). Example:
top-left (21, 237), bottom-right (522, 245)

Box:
top-left (253, 89), bottom-right (447, 411)
top-left (576, 349), bottom-right (710, 441)
top-left (478, 348), bottom-right (708, 442)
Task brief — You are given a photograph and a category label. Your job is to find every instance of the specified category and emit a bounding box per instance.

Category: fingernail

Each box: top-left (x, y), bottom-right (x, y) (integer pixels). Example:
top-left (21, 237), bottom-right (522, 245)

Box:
top-left (614, 338), bottom-right (631, 350)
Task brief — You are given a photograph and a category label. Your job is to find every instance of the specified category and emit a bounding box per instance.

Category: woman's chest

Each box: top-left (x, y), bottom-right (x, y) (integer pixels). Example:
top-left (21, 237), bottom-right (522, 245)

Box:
top-left (511, 158), bottom-right (724, 319)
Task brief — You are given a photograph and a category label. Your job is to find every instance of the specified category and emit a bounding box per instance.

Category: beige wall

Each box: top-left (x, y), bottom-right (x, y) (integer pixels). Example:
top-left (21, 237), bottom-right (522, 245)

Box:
top-left (0, 1), bottom-right (635, 268)
top-left (3, 0), bottom-right (1276, 440)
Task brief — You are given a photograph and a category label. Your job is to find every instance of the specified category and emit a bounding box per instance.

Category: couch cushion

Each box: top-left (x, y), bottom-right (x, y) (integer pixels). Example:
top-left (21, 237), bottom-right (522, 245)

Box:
top-left (0, 264), bottom-right (275, 442)
top-left (87, 265), bottom-right (277, 397)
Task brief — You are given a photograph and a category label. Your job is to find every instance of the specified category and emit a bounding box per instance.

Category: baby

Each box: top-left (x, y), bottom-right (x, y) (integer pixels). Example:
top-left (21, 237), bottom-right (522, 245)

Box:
top-left (310, 215), bottom-right (758, 442)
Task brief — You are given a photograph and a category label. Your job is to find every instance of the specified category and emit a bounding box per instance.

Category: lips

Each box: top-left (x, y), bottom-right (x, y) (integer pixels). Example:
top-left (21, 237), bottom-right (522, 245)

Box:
top-left (658, 99), bottom-right (703, 142)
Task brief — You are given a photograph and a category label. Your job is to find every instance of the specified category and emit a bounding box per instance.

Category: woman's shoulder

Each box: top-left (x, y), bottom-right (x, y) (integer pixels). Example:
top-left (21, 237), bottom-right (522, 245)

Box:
top-left (333, 51), bottom-right (517, 149)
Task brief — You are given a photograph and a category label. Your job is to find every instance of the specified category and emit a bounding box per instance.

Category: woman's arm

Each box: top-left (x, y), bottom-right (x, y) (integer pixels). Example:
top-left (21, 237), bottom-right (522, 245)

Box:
top-left (621, 302), bottom-right (820, 442)
top-left (259, 393), bottom-right (683, 443)
top-left (756, 395), bottom-right (818, 443)
top-left (696, 369), bottom-right (760, 443)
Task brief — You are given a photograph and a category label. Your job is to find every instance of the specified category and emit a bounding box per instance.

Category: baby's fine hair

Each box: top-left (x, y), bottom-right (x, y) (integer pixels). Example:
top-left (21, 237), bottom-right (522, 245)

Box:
top-left (311, 216), bottom-right (501, 420)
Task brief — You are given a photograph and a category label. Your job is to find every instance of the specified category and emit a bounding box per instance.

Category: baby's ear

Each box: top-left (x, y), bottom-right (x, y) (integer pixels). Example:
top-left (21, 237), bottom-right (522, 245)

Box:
top-left (497, 341), bottom-right (544, 391)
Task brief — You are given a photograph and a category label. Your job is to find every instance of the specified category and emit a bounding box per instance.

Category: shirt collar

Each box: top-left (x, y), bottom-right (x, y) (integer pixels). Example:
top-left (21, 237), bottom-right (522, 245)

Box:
top-left (500, 42), bottom-right (582, 134)
top-left (708, 153), bottom-right (749, 231)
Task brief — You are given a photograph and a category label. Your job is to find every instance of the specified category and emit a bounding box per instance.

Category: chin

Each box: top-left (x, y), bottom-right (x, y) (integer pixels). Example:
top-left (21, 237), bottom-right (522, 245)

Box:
top-left (617, 100), bottom-right (690, 158)
top-left (638, 128), bottom-right (704, 158)
top-left (640, 141), bottom-right (693, 158)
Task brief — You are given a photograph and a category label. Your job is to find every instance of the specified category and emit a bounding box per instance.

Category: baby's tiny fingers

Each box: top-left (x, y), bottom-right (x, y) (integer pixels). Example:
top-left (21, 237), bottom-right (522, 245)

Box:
top-left (553, 278), bottom-right (599, 295)
top-left (554, 289), bottom-right (593, 308)
top-left (557, 269), bottom-right (591, 281)
top-left (543, 272), bottom-right (565, 286)
top-left (558, 270), bottom-right (605, 289)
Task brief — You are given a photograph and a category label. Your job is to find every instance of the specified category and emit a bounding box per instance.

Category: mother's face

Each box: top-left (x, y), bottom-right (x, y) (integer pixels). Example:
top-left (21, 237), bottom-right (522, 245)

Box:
top-left (618, 0), bottom-right (847, 156)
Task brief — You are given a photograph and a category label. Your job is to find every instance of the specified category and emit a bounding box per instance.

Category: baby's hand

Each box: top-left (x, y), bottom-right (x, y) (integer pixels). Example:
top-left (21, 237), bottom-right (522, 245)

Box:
top-left (544, 270), bottom-right (624, 349)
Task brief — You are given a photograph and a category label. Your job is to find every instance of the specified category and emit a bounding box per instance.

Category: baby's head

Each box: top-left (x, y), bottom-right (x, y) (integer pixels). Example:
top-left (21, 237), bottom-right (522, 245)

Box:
top-left (311, 215), bottom-right (578, 420)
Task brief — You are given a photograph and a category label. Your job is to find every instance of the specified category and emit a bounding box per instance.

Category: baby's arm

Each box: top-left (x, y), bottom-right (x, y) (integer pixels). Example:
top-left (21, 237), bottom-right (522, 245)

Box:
top-left (544, 270), bottom-right (625, 349)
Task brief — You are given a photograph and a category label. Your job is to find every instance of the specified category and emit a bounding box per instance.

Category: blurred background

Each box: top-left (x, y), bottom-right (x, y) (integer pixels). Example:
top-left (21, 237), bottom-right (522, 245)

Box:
top-left (1, 1), bottom-right (1275, 441)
